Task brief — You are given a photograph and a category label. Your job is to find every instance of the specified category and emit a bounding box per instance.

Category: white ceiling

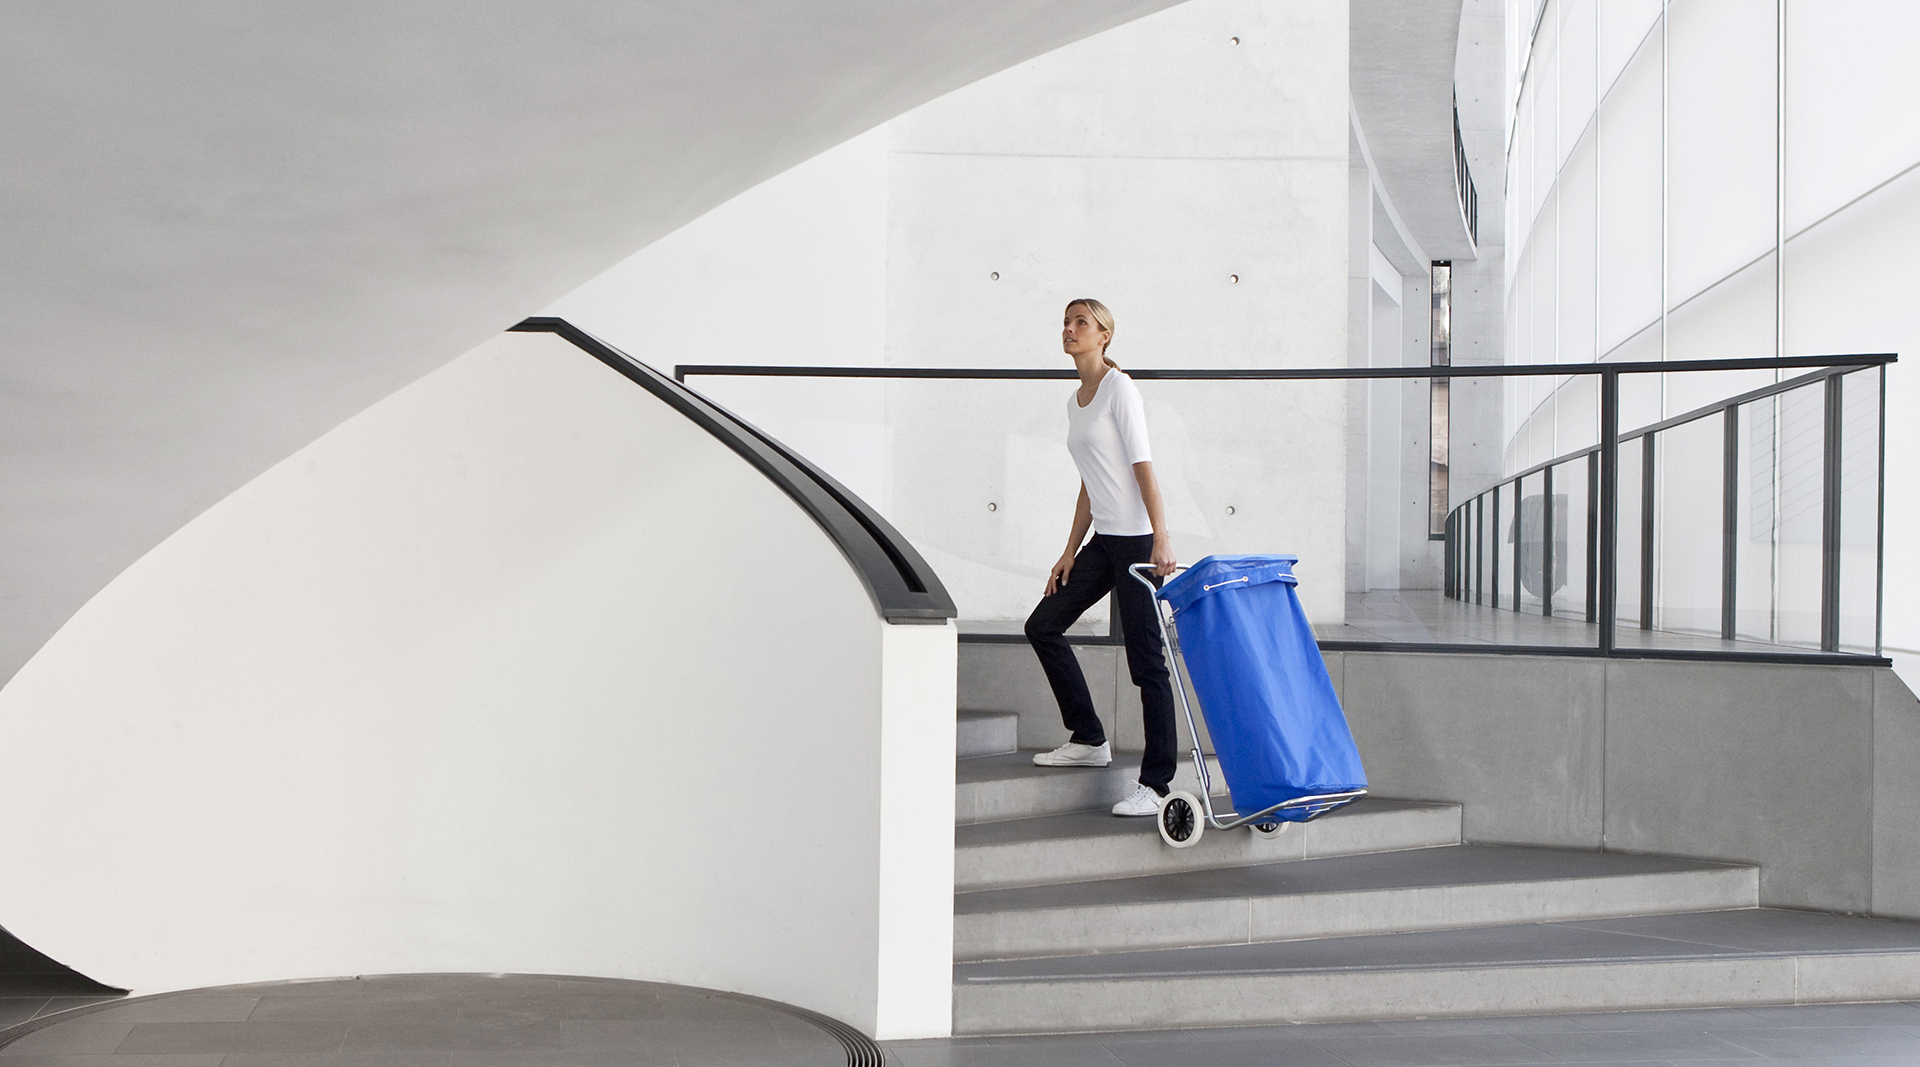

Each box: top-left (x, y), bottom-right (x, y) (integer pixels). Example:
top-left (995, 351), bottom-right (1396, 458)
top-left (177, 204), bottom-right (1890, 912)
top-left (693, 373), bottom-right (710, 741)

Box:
top-left (0, 0), bottom-right (1178, 687)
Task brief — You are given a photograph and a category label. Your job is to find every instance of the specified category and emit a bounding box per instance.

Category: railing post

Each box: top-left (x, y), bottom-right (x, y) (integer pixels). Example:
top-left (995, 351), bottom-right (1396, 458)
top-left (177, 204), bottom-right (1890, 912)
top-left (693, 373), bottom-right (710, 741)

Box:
top-left (1721, 404), bottom-right (1739, 641)
top-left (1821, 373), bottom-right (1843, 651)
top-left (1542, 464), bottom-right (1555, 618)
top-left (1599, 371), bottom-right (1619, 654)
top-left (1586, 450), bottom-right (1599, 624)
top-left (1640, 433), bottom-right (1656, 632)
top-left (1491, 490), bottom-right (1502, 611)
top-left (1512, 477), bottom-right (1523, 613)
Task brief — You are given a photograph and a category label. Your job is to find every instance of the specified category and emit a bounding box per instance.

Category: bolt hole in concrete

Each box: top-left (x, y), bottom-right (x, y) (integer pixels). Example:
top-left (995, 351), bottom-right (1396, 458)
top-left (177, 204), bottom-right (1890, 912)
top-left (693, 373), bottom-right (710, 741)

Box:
top-left (989, 271), bottom-right (999, 280)
top-left (1229, 274), bottom-right (1238, 283)
top-left (1230, 35), bottom-right (1239, 44)
top-left (1226, 505), bottom-right (1235, 515)
top-left (0, 975), bottom-right (867, 1066)
top-left (987, 502), bottom-right (997, 511)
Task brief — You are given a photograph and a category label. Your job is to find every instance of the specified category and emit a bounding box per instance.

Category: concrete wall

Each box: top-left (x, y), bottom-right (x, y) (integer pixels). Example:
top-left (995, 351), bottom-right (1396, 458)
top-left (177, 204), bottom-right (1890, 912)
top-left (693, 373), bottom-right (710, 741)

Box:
top-left (961, 640), bottom-right (1920, 918)
top-left (882, 0), bottom-right (1353, 628)
top-left (0, 332), bottom-right (957, 1039)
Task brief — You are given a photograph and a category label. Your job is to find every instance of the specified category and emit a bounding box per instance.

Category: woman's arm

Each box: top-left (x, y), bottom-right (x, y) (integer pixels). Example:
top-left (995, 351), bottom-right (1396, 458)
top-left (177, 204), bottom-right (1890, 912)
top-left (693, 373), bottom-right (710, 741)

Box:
top-left (1046, 484), bottom-right (1095, 595)
top-left (1132, 461), bottom-right (1176, 576)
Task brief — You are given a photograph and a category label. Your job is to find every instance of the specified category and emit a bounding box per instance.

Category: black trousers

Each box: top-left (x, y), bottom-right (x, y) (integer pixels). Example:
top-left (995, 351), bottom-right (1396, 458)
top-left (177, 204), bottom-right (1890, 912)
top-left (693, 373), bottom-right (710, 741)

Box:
top-left (1023, 533), bottom-right (1179, 795)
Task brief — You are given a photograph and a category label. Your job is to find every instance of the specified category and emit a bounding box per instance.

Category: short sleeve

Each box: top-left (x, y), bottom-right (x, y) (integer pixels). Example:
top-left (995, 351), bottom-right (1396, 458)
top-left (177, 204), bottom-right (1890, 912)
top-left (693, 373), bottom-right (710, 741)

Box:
top-left (1109, 374), bottom-right (1152, 465)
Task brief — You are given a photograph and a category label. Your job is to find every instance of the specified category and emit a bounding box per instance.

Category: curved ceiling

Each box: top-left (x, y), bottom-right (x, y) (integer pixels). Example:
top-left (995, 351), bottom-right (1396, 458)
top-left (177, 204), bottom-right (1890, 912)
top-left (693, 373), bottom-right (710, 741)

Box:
top-left (0, 0), bottom-right (1175, 687)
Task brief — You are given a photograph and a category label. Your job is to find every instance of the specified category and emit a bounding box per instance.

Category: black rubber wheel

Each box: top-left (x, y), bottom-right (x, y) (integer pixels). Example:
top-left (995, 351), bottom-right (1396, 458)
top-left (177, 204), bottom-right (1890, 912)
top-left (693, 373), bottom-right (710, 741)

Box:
top-left (1158, 790), bottom-right (1203, 849)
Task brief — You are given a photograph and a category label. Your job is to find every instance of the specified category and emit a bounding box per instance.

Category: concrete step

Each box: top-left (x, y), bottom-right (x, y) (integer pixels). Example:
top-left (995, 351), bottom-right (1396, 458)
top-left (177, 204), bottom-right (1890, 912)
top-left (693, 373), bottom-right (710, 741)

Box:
top-left (957, 711), bottom-right (1019, 759)
top-left (954, 844), bottom-right (1759, 961)
top-left (956, 796), bottom-right (1461, 891)
top-left (955, 751), bottom-right (1229, 826)
top-left (952, 907), bottom-right (1920, 1034)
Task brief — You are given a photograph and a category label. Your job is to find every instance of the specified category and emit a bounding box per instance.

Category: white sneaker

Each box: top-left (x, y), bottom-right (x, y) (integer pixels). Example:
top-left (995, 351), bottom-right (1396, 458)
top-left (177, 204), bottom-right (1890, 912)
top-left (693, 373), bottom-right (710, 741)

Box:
top-left (1032, 741), bottom-right (1112, 767)
top-left (1112, 783), bottom-right (1163, 817)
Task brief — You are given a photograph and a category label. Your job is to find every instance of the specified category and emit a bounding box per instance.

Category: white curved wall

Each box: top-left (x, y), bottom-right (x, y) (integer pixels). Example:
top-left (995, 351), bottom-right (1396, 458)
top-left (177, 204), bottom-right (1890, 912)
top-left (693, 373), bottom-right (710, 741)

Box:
top-left (0, 331), bottom-right (957, 1038)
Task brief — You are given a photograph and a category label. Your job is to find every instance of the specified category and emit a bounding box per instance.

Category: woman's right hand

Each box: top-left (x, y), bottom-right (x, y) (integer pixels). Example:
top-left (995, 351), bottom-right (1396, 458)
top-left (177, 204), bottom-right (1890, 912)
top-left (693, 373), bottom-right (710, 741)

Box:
top-left (1044, 551), bottom-right (1075, 596)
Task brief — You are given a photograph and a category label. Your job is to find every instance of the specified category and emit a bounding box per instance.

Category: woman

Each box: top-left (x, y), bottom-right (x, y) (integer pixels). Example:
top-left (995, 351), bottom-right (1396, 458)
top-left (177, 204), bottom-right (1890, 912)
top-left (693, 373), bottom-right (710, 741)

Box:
top-left (1025, 298), bottom-right (1178, 818)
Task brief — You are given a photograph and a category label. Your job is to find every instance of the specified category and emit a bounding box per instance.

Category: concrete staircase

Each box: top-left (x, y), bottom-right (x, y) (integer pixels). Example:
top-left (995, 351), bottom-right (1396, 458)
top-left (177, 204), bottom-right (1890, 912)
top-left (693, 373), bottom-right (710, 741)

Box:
top-left (950, 709), bottom-right (1920, 1034)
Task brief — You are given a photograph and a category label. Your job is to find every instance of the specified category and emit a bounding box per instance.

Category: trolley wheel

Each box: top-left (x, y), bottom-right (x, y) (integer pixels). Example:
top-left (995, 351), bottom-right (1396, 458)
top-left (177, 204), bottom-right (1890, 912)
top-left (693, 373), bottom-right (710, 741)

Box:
top-left (1159, 790), bottom-right (1204, 849)
top-left (1250, 820), bottom-right (1287, 839)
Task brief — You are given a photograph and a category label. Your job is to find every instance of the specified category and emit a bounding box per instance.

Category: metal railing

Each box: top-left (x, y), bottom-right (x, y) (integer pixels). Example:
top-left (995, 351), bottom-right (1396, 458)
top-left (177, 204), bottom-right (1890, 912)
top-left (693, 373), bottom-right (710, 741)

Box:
top-left (1445, 356), bottom-right (1892, 662)
top-left (677, 352), bottom-right (1893, 666)
top-left (1454, 94), bottom-right (1478, 245)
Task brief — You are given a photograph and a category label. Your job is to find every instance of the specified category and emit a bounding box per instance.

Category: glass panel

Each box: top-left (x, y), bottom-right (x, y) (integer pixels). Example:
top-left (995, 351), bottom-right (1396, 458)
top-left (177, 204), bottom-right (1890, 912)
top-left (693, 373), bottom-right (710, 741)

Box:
top-left (1531, 196), bottom-right (1559, 366)
top-left (1558, 0), bottom-right (1599, 166)
top-left (1595, 22), bottom-right (1663, 354)
top-left (1838, 369), bottom-right (1881, 652)
top-left (1556, 456), bottom-right (1594, 622)
top-left (1616, 434), bottom-right (1644, 628)
top-left (1653, 413), bottom-right (1725, 636)
top-left (1667, 0), bottom-right (1777, 306)
top-left (1734, 401), bottom-right (1774, 642)
top-left (1598, 0), bottom-right (1662, 99)
top-left (1558, 126), bottom-right (1599, 366)
top-left (1785, 0), bottom-right (1920, 233)
top-left (1773, 382), bottom-right (1827, 647)
top-left (1517, 470), bottom-right (1550, 615)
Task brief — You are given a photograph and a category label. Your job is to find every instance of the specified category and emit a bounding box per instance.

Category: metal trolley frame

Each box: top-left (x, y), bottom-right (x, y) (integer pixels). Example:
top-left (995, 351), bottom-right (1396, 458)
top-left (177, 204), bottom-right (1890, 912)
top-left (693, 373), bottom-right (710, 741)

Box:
top-left (1130, 563), bottom-right (1366, 849)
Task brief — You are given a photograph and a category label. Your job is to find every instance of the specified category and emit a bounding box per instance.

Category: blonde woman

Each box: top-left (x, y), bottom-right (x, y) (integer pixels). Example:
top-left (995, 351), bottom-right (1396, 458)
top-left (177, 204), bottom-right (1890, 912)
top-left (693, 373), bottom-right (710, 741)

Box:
top-left (1025, 298), bottom-right (1178, 818)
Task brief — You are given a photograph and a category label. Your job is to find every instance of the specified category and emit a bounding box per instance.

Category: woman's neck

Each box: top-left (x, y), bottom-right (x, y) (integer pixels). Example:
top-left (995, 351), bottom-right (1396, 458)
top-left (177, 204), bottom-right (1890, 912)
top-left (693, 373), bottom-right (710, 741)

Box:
top-left (1074, 352), bottom-right (1109, 391)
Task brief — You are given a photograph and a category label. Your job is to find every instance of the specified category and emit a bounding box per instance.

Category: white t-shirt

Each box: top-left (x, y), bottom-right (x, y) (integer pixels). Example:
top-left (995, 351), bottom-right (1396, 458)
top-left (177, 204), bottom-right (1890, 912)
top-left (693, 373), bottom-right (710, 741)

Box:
top-left (1066, 369), bottom-right (1154, 536)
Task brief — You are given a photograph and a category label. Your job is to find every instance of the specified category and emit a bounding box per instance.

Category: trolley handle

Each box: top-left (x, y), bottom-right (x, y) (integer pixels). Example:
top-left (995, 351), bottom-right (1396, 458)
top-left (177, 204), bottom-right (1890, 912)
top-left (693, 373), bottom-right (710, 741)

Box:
top-left (1127, 562), bottom-right (1184, 592)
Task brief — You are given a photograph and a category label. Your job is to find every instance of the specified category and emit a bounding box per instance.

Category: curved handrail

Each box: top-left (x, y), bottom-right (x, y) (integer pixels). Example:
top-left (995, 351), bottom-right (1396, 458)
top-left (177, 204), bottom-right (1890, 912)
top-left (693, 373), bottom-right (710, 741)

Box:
top-left (510, 318), bottom-right (956, 624)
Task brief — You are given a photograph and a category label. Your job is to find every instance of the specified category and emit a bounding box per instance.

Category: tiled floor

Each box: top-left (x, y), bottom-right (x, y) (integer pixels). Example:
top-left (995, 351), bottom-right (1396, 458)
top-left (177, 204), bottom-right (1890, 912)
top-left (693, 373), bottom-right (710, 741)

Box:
top-left (887, 1001), bottom-right (1920, 1066)
top-left (0, 975), bottom-right (848, 1066)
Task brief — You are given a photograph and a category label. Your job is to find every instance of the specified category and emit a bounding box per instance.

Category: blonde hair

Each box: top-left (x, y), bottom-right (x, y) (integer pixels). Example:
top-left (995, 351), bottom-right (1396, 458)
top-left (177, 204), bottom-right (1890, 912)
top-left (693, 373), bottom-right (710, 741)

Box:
top-left (1066, 298), bottom-right (1119, 369)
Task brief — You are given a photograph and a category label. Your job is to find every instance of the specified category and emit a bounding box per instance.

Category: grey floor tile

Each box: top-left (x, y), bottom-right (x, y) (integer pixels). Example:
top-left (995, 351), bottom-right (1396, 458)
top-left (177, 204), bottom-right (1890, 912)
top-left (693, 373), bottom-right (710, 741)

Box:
top-left (0, 1056), bottom-right (225, 1066)
top-left (0, 1016), bottom-right (138, 1056)
top-left (884, 1042), bottom-right (1125, 1067)
top-left (1515, 1029), bottom-right (1761, 1061)
top-left (1730, 1004), bottom-right (1920, 1028)
top-left (33, 1000), bottom-right (121, 1021)
top-left (0, 1001), bottom-right (49, 1029)
top-left (1709, 1026), bottom-right (1920, 1059)
top-left (1565, 1010), bottom-right (1777, 1032)
top-left (243, 997), bottom-right (463, 1025)
top-left (451, 1052), bottom-right (675, 1067)
top-left (116, 1022), bottom-right (346, 1055)
top-left (1307, 1033), bottom-right (1562, 1066)
top-left (69, 999), bottom-right (258, 1025)
top-left (221, 1055), bottom-right (454, 1067)
top-left (337, 1019), bottom-right (561, 1053)
top-left (1106, 1035), bottom-right (1350, 1066)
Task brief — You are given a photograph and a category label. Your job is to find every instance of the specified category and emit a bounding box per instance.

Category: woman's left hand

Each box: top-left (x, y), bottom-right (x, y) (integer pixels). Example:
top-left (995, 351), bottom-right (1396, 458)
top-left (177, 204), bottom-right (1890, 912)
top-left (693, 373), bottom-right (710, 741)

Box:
top-left (1150, 534), bottom-right (1176, 577)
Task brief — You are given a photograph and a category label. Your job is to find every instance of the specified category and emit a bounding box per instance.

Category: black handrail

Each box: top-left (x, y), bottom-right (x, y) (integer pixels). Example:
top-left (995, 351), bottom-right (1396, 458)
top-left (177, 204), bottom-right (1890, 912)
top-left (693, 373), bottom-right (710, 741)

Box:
top-left (511, 318), bottom-right (956, 625)
top-left (676, 352), bottom-right (1894, 382)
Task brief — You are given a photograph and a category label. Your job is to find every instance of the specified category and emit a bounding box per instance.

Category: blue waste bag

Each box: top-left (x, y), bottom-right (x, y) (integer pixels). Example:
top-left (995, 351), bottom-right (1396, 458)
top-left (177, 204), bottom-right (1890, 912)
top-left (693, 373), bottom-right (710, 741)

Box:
top-left (1155, 555), bottom-right (1367, 822)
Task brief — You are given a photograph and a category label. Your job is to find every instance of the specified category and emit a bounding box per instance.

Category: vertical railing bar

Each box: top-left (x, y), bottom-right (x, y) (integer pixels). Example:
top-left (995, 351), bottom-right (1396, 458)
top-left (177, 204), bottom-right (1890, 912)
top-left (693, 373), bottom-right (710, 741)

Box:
top-left (1512, 477), bottom-right (1523, 613)
top-left (1877, 365), bottom-right (1887, 657)
top-left (1640, 431), bottom-right (1657, 632)
top-left (1820, 373), bottom-right (1843, 651)
top-left (1478, 495), bottom-right (1485, 605)
top-left (1492, 489), bottom-right (1503, 612)
top-left (1599, 372), bottom-right (1620, 654)
top-left (1586, 449), bottom-right (1599, 624)
top-left (1543, 464), bottom-right (1556, 618)
top-left (1722, 404), bottom-right (1739, 641)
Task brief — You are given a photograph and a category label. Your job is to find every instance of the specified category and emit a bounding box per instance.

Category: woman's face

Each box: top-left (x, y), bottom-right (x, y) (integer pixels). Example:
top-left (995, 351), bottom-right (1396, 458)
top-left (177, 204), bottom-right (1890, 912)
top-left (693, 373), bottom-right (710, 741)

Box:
top-left (1061, 305), bottom-right (1110, 359)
